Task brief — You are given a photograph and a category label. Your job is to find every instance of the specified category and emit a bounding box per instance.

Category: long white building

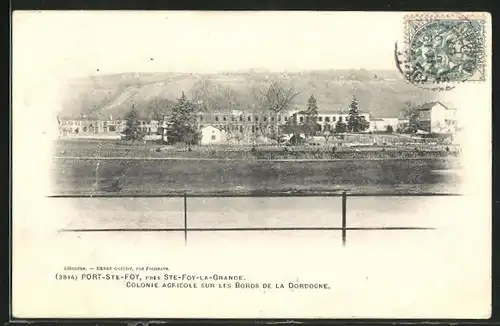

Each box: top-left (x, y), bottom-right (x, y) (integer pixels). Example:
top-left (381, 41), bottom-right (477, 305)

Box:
top-left (58, 117), bottom-right (162, 139)
top-left (291, 110), bottom-right (370, 132)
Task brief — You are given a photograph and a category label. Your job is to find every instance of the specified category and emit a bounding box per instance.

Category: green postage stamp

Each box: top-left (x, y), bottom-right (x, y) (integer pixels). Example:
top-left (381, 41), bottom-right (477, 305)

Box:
top-left (402, 13), bottom-right (486, 85)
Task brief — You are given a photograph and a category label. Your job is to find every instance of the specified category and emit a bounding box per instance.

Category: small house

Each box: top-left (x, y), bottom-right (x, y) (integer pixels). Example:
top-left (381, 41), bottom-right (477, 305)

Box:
top-left (417, 102), bottom-right (457, 134)
top-left (200, 125), bottom-right (228, 145)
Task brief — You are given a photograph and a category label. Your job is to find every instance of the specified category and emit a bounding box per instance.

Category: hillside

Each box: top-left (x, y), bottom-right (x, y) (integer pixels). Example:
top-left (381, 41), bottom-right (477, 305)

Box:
top-left (59, 70), bottom-right (439, 120)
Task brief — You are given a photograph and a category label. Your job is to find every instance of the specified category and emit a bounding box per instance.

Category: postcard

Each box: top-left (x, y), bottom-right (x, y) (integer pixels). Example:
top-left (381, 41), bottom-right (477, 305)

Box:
top-left (11, 11), bottom-right (492, 319)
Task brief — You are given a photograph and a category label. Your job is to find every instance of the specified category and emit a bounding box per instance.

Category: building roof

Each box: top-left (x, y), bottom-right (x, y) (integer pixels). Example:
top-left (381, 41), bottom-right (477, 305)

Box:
top-left (372, 117), bottom-right (399, 121)
top-left (319, 110), bottom-right (350, 114)
top-left (295, 109), bottom-right (366, 115)
top-left (199, 111), bottom-right (233, 115)
top-left (417, 101), bottom-right (451, 111)
top-left (59, 117), bottom-right (158, 122)
top-left (201, 125), bottom-right (222, 131)
top-left (199, 110), bottom-right (289, 116)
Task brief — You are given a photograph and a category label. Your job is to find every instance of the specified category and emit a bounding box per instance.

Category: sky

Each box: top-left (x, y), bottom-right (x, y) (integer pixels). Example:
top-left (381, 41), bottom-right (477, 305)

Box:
top-left (12, 11), bottom-right (409, 114)
top-left (13, 11), bottom-right (406, 78)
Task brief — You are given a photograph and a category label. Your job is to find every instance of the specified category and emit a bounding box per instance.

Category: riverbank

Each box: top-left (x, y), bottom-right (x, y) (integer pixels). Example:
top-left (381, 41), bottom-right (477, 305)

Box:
top-left (54, 139), bottom-right (461, 160)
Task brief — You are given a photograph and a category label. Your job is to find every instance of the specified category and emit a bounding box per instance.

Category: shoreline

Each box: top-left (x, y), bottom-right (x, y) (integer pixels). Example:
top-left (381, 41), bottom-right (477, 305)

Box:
top-left (54, 138), bottom-right (461, 161)
top-left (52, 155), bottom-right (461, 162)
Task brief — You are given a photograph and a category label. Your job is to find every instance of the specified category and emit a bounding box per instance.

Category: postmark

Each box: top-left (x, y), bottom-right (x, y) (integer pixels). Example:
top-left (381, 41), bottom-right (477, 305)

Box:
top-left (395, 13), bottom-right (486, 91)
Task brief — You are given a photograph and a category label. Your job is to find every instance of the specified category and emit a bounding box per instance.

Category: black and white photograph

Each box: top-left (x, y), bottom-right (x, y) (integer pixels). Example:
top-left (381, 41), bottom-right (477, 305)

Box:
top-left (12, 11), bottom-right (491, 319)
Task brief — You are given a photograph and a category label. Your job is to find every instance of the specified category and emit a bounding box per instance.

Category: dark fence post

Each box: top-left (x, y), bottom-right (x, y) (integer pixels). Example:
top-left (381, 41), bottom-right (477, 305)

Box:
top-left (342, 191), bottom-right (347, 246)
top-left (184, 193), bottom-right (188, 244)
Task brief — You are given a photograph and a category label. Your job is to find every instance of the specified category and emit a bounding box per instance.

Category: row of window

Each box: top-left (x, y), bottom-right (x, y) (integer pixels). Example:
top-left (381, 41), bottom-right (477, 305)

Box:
top-left (60, 120), bottom-right (158, 126)
top-left (61, 126), bottom-right (130, 133)
top-left (199, 124), bottom-right (278, 133)
top-left (299, 116), bottom-right (366, 122)
top-left (200, 115), bottom-right (289, 123)
top-left (63, 125), bottom-right (163, 134)
top-left (298, 116), bottom-right (368, 123)
top-left (78, 126), bottom-right (119, 133)
top-left (61, 121), bottom-right (118, 126)
top-left (300, 116), bottom-right (336, 123)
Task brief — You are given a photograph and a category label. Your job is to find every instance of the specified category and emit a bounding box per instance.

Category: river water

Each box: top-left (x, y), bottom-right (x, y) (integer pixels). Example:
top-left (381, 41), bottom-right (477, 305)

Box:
top-left (51, 157), bottom-right (462, 195)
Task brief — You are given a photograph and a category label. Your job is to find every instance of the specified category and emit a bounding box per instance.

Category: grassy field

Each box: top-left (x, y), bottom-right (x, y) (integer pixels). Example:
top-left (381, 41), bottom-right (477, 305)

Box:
top-left (54, 138), bottom-right (460, 160)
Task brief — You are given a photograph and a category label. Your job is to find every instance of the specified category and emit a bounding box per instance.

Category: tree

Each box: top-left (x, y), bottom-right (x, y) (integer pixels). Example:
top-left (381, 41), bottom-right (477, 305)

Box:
top-left (289, 133), bottom-right (306, 146)
top-left (166, 91), bottom-right (200, 147)
top-left (323, 130), bottom-right (332, 142)
top-left (302, 94), bottom-right (320, 138)
top-left (122, 105), bottom-right (143, 141)
top-left (360, 117), bottom-right (370, 131)
top-left (334, 119), bottom-right (347, 133)
top-left (223, 101), bottom-right (243, 142)
top-left (401, 101), bottom-right (420, 133)
top-left (148, 97), bottom-right (173, 119)
top-left (190, 79), bottom-right (241, 113)
top-left (346, 95), bottom-right (369, 132)
top-left (147, 97), bottom-right (174, 136)
top-left (230, 130), bottom-right (244, 144)
top-left (386, 125), bottom-right (394, 133)
top-left (189, 78), bottom-right (214, 111)
top-left (259, 77), bottom-right (301, 141)
top-left (281, 118), bottom-right (306, 136)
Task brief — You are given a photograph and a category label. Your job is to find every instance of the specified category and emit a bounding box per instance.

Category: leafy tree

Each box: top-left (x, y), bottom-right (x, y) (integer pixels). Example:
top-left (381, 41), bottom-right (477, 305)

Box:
top-left (166, 91), bottom-right (200, 147)
top-left (346, 95), bottom-right (369, 132)
top-left (334, 119), bottom-right (347, 133)
top-left (122, 105), bottom-right (143, 141)
top-left (302, 94), bottom-right (320, 138)
top-left (386, 125), bottom-right (394, 133)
